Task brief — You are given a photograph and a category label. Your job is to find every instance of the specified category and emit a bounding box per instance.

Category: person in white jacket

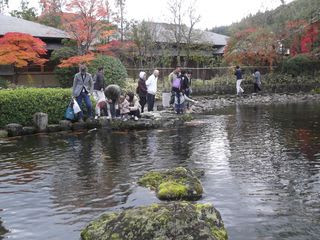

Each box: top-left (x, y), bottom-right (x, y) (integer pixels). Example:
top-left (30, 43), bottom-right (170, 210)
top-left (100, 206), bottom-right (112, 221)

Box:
top-left (146, 69), bottom-right (159, 111)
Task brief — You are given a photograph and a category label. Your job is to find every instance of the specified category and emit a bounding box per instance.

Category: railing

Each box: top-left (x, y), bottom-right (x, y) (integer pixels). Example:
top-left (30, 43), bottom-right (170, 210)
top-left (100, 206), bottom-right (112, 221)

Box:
top-left (126, 66), bottom-right (272, 81)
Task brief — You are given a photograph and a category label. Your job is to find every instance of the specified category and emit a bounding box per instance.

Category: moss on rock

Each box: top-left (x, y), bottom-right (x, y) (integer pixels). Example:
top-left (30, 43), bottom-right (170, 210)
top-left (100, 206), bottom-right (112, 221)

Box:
top-left (138, 167), bottom-right (203, 201)
top-left (81, 202), bottom-right (228, 240)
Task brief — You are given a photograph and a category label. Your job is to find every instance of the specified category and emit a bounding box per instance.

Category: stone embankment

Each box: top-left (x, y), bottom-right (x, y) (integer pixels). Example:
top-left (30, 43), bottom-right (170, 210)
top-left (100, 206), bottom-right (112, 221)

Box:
top-left (1, 93), bottom-right (320, 138)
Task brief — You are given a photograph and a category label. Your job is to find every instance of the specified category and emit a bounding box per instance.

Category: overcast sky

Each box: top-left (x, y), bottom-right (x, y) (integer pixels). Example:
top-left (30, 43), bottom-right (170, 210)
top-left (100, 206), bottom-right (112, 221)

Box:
top-left (7, 0), bottom-right (294, 29)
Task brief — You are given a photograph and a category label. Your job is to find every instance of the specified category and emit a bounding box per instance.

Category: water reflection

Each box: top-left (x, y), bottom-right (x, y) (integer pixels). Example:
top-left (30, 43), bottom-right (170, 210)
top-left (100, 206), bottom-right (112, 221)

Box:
top-left (0, 103), bottom-right (320, 240)
top-left (0, 218), bottom-right (8, 240)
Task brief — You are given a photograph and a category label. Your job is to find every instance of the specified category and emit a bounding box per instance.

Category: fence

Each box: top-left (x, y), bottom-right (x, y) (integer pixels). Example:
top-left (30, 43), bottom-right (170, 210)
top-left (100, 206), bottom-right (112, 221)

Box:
top-left (126, 66), bottom-right (272, 81)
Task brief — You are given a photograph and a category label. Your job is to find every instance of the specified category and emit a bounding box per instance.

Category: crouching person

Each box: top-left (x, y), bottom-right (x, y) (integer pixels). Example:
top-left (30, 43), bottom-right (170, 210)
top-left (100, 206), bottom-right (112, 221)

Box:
top-left (72, 64), bottom-right (93, 122)
top-left (175, 92), bottom-right (196, 114)
top-left (105, 84), bottom-right (121, 119)
top-left (126, 92), bottom-right (141, 121)
top-left (119, 95), bottom-right (130, 120)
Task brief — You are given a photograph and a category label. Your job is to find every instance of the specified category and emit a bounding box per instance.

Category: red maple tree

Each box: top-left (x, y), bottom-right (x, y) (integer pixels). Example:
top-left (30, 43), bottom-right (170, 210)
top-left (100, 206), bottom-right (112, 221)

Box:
top-left (224, 28), bottom-right (279, 67)
top-left (284, 20), bottom-right (320, 56)
top-left (58, 52), bottom-right (95, 67)
top-left (62, 0), bottom-right (112, 55)
top-left (0, 32), bottom-right (47, 68)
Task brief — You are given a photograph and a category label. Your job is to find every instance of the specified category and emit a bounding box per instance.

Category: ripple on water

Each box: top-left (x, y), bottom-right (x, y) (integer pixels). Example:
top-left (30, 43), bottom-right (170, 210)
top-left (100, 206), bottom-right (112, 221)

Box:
top-left (1, 103), bottom-right (320, 240)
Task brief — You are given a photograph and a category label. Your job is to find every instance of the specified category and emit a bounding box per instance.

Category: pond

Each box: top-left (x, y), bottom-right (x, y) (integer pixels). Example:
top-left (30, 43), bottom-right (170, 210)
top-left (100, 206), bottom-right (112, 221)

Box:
top-left (0, 103), bottom-right (320, 240)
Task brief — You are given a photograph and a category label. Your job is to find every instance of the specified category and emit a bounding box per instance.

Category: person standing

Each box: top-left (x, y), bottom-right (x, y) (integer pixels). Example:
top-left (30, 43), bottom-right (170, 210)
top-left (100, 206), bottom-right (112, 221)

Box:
top-left (137, 71), bottom-right (147, 113)
top-left (235, 66), bottom-right (244, 96)
top-left (72, 64), bottom-right (93, 121)
top-left (168, 66), bottom-right (181, 106)
top-left (181, 70), bottom-right (192, 110)
top-left (168, 66), bottom-right (181, 87)
top-left (253, 68), bottom-right (262, 93)
top-left (146, 69), bottom-right (159, 112)
top-left (93, 67), bottom-right (106, 118)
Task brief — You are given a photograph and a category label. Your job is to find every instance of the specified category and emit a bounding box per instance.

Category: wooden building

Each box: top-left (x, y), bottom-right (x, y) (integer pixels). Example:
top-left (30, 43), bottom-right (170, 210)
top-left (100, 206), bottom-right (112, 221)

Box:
top-left (0, 14), bottom-right (69, 87)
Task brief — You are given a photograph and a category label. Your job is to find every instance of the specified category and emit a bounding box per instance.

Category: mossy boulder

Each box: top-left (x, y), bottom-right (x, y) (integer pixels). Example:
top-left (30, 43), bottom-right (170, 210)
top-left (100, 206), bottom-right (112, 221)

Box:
top-left (138, 167), bottom-right (203, 201)
top-left (81, 202), bottom-right (228, 240)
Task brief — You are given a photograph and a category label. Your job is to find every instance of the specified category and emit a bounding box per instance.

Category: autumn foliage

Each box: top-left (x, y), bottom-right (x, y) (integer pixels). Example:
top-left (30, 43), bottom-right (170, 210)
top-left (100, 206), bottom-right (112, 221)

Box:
top-left (0, 32), bottom-right (47, 68)
top-left (285, 20), bottom-right (320, 56)
top-left (224, 28), bottom-right (279, 67)
top-left (62, 0), bottom-right (112, 54)
top-left (96, 40), bottom-right (136, 57)
top-left (58, 52), bottom-right (95, 67)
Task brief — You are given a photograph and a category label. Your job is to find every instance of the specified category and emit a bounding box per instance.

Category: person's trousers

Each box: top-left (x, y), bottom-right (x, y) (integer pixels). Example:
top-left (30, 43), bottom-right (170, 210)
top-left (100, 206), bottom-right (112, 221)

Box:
top-left (147, 93), bottom-right (155, 111)
top-left (175, 103), bottom-right (185, 114)
top-left (185, 88), bottom-right (191, 109)
top-left (236, 79), bottom-right (244, 95)
top-left (76, 92), bottom-right (92, 119)
top-left (108, 102), bottom-right (117, 118)
top-left (130, 110), bottom-right (141, 118)
top-left (139, 95), bottom-right (147, 113)
top-left (254, 83), bottom-right (261, 93)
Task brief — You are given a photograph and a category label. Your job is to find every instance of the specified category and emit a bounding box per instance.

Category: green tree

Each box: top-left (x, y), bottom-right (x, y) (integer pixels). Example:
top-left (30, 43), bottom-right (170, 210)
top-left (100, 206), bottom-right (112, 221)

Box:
top-left (10, 0), bottom-right (37, 21)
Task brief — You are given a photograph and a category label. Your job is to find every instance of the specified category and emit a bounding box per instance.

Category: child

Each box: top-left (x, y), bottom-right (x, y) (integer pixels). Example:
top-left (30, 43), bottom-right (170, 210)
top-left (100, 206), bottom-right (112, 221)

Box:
top-left (174, 92), bottom-right (196, 114)
top-left (118, 95), bottom-right (130, 120)
top-left (94, 93), bottom-right (106, 119)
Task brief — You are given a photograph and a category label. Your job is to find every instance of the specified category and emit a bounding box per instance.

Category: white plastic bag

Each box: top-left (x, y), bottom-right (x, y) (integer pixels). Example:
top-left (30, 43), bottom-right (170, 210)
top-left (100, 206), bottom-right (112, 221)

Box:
top-left (73, 99), bottom-right (82, 114)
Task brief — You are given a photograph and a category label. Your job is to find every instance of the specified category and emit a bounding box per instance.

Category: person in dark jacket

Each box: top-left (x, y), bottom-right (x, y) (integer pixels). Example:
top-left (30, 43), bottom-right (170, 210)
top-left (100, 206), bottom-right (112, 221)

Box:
top-left (182, 70), bottom-right (192, 109)
top-left (137, 71), bottom-right (147, 113)
top-left (105, 84), bottom-right (121, 119)
top-left (93, 67), bottom-right (106, 118)
top-left (93, 67), bottom-right (105, 92)
top-left (72, 64), bottom-right (93, 121)
top-left (235, 66), bottom-right (244, 96)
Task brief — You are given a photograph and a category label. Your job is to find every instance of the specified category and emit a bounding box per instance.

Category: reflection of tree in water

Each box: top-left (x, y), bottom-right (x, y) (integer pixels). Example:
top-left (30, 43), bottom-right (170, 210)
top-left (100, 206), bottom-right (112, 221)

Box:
top-left (170, 127), bottom-right (194, 163)
top-left (225, 104), bottom-right (320, 238)
top-left (0, 134), bottom-right (66, 185)
top-left (50, 131), bottom-right (134, 212)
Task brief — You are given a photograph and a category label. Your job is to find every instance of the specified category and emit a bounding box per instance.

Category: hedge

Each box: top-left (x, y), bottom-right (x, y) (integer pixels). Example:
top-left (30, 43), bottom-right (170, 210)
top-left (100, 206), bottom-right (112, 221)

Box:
top-left (88, 55), bottom-right (128, 88)
top-left (0, 88), bottom-right (72, 127)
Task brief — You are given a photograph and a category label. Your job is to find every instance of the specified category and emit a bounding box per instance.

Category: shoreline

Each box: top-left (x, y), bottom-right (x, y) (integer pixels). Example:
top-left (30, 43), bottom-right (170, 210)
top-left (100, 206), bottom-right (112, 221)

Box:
top-left (190, 93), bottom-right (320, 113)
top-left (1, 93), bottom-right (320, 139)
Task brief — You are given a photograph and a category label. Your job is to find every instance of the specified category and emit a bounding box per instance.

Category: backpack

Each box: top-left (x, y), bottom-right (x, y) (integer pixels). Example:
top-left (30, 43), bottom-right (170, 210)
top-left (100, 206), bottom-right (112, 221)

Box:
top-left (172, 77), bottom-right (181, 89)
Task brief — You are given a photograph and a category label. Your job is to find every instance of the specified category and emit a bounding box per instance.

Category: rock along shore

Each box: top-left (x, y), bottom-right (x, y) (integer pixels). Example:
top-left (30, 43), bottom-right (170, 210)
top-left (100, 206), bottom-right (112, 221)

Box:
top-left (1, 93), bottom-right (320, 138)
top-left (189, 93), bottom-right (320, 113)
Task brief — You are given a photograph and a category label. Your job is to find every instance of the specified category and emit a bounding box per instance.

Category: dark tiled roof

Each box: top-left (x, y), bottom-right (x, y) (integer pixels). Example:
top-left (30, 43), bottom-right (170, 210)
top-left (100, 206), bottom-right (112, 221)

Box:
top-left (144, 22), bottom-right (229, 46)
top-left (0, 14), bottom-right (69, 39)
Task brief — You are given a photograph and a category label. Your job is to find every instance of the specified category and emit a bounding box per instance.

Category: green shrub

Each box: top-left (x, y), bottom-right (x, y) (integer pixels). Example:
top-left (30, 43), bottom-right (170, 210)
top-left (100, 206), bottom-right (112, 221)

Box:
top-left (0, 77), bottom-right (10, 89)
top-left (280, 54), bottom-right (319, 76)
top-left (0, 88), bottom-right (72, 127)
top-left (54, 67), bottom-right (77, 88)
top-left (88, 55), bottom-right (128, 88)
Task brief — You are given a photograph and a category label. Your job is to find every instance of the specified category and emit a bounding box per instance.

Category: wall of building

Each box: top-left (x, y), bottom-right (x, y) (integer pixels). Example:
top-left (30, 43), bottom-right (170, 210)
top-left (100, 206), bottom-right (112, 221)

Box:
top-left (2, 73), bottom-right (60, 88)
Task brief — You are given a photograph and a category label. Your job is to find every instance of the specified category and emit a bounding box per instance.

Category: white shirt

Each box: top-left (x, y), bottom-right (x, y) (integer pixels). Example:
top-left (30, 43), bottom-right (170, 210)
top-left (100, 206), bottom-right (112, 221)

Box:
top-left (146, 74), bottom-right (158, 95)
